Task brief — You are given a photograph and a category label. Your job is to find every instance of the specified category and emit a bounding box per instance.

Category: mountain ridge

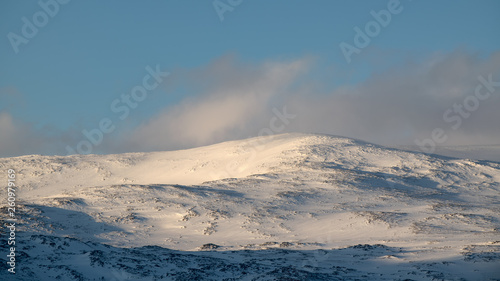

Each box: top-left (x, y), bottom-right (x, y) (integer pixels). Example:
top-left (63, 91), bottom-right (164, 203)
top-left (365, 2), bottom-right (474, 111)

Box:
top-left (1, 133), bottom-right (499, 280)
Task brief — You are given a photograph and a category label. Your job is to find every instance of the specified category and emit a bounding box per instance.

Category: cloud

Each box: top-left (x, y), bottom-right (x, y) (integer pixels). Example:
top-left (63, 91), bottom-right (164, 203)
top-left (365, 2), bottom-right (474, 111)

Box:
top-left (285, 50), bottom-right (500, 146)
top-left (124, 55), bottom-right (311, 151)
top-left (2, 50), bottom-right (499, 158)
top-left (0, 111), bottom-right (83, 158)
top-left (123, 50), bottom-right (500, 154)
top-left (0, 112), bottom-right (38, 157)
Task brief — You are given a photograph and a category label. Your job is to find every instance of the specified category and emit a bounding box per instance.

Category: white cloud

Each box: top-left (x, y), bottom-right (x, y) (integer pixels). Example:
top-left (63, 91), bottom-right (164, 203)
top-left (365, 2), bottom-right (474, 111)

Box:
top-left (124, 50), bottom-right (500, 154)
top-left (2, 50), bottom-right (499, 159)
top-left (286, 50), bottom-right (500, 146)
top-left (124, 55), bottom-right (311, 151)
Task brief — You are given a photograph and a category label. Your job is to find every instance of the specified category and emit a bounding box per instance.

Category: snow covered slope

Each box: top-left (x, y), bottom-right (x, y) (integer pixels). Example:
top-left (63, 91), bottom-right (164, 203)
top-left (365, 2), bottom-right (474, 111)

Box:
top-left (1, 133), bottom-right (499, 280)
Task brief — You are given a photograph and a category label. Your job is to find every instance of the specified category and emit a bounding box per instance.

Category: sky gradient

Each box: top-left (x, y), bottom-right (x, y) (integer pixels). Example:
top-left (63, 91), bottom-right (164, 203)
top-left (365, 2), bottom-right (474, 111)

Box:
top-left (1, 0), bottom-right (500, 157)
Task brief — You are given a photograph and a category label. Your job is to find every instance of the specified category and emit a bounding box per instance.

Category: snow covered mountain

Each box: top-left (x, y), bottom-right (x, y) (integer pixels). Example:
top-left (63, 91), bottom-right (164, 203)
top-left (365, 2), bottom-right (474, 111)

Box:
top-left (1, 133), bottom-right (499, 280)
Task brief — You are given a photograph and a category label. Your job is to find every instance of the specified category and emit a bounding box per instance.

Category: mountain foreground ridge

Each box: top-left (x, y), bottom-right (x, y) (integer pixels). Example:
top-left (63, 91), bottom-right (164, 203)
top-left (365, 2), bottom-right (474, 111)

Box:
top-left (1, 133), bottom-right (499, 280)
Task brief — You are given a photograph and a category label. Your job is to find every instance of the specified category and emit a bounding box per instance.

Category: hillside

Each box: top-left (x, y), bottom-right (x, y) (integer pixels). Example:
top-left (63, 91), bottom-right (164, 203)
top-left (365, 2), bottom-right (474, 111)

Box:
top-left (1, 133), bottom-right (499, 280)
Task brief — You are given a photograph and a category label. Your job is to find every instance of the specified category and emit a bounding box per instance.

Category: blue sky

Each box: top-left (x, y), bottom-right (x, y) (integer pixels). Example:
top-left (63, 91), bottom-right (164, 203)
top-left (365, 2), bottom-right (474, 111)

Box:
top-left (1, 0), bottom-right (500, 157)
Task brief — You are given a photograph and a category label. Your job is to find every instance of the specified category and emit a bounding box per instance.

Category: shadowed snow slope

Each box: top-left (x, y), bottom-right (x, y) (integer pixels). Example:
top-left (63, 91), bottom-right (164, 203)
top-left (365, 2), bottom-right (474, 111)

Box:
top-left (1, 133), bottom-right (499, 280)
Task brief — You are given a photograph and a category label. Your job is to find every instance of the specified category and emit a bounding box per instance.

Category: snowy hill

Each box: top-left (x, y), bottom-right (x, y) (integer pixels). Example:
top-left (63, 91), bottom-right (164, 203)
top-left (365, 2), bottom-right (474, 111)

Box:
top-left (1, 133), bottom-right (499, 280)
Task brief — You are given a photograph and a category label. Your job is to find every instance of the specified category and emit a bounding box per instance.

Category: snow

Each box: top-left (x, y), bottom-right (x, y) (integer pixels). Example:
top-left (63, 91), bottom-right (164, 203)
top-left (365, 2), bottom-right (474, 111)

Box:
top-left (1, 133), bottom-right (499, 280)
